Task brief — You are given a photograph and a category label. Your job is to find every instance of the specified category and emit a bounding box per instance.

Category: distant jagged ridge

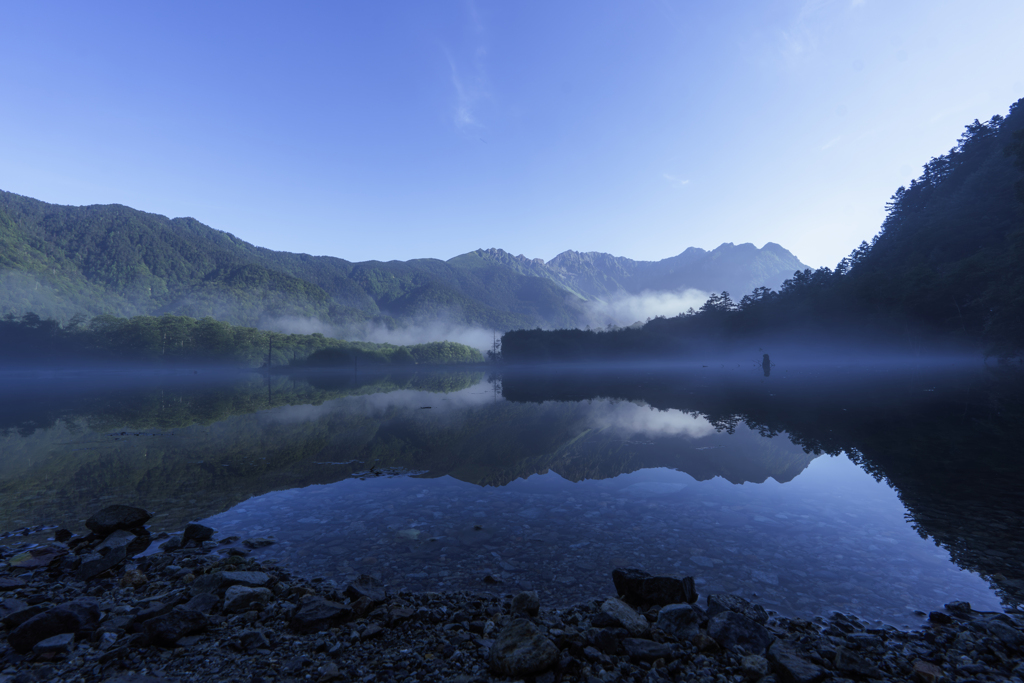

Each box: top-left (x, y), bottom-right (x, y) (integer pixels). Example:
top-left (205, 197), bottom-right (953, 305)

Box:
top-left (447, 243), bottom-right (807, 304)
top-left (0, 189), bottom-right (807, 330)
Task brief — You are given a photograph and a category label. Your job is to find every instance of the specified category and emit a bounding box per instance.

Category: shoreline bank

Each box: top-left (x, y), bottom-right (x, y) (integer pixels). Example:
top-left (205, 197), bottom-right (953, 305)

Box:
top-left (2, 507), bottom-right (1023, 683)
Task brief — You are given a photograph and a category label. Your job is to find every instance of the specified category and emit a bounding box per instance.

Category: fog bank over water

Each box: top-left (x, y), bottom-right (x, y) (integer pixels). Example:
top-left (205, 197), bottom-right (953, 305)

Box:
top-left (265, 315), bottom-right (495, 353)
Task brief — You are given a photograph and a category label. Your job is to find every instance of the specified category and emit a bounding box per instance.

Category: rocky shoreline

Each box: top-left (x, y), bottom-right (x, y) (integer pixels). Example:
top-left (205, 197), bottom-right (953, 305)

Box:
top-left (2, 507), bottom-right (1023, 683)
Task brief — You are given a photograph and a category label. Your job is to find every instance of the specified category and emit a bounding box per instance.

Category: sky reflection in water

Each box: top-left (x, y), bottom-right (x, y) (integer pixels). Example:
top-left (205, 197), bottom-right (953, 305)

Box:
top-left (205, 379), bottom-right (1001, 628)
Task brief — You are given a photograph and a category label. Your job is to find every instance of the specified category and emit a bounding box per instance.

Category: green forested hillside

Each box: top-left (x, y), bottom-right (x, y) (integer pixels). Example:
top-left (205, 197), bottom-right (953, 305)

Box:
top-left (0, 190), bottom-right (806, 332)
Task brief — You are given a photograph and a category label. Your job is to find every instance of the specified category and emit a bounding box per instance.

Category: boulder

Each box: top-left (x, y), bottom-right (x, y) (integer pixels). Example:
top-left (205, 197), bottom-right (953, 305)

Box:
top-left (488, 618), bottom-right (559, 677)
top-left (95, 529), bottom-right (151, 557)
top-left (911, 659), bottom-right (944, 683)
top-left (707, 594), bottom-right (769, 625)
top-left (0, 576), bottom-right (28, 591)
top-left (768, 640), bottom-right (828, 683)
top-left (834, 645), bottom-right (881, 678)
top-left (183, 593), bottom-right (220, 614)
top-left (181, 523), bottom-right (215, 545)
top-left (144, 609), bottom-right (208, 646)
top-left (707, 611), bottom-right (773, 655)
top-left (223, 586), bottom-right (273, 613)
top-left (511, 590), bottom-right (540, 617)
top-left (77, 545), bottom-right (128, 581)
top-left (8, 545), bottom-right (67, 569)
top-left (33, 632), bottom-right (75, 655)
top-left (600, 597), bottom-right (649, 636)
top-left (741, 654), bottom-right (770, 680)
top-left (86, 505), bottom-right (152, 536)
top-left (239, 630), bottom-right (270, 650)
top-left (612, 567), bottom-right (697, 606)
top-left (189, 570), bottom-right (269, 595)
top-left (1, 602), bottom-right (47, 628)
top-left (7, 600), bottom-right (101, 654)
top-left (657, 603), bottom-right (706, 641)
top-left (289, 596), bottom-right (353, 634)
top-left (985, 618), bottom-right (1024, 652)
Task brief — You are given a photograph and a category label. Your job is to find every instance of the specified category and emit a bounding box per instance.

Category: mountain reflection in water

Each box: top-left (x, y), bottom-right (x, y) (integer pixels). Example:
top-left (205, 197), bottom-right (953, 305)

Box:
top-left (1, 363), bottom-right (1020, 626)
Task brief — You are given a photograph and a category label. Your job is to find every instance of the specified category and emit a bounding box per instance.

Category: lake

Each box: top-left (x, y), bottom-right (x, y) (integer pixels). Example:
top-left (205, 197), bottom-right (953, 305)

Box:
top-left (1, 362), bottom-right (1021, 629)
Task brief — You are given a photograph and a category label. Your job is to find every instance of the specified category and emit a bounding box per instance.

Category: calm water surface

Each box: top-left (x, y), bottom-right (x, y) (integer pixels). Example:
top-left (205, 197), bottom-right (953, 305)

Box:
top-left (1, 364), bottom-right (1021, 628)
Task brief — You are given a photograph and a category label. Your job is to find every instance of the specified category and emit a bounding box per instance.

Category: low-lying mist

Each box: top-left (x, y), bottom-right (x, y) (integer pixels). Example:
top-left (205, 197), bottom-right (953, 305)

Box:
top-left (583, 288), bottom-right (709, 328)
top-left (264, 316), bottom-right (496, 353)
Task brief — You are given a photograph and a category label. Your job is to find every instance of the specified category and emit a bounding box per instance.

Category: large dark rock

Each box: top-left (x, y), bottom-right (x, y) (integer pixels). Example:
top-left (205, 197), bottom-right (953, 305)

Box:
top-left (707, 611), bottom-right (773, 655)
top-left (77, 545), bottom-right (128, 581)
top-left (8, 545), bottom-right (67, 569)
top-left (33, 632), bottom-right (75, 655)
top-left (985, 618), bottom-right (1024, 652)
top-left (343, 574), bottom-right (386, 603)
top-left (86, 505), bottom-right (152, 536)
top-left (223, 586), bottom-right (272, 613)
top-left (834, 645), bottom-right (881, 678)
top-left (768, 640), bottom-right (828, 683)
top-left (489, 618), bottom-right (559, 677)
top-left (183, 593), bottom-right (220, 614)
top-left (0, 576), bottom-right (28, 591)
top-left (289, 596), bottom-right (353, 634)
top-left (95, 529), bottom-right (151, 557)
top-left (181, 523), bottom-right (215, 545)
top-left (612, 567), bottom-right (696, 606)
top-left (189, 570), bottom-right (269, 595)
top-left (0, 597), bottom-right (29, 623)
top-left (707, 594), bottom-right (770, 625)
top-left (7, 600), bottom-right (101, 654)
top-left (143, 609), bottom-right (208, 646)
top-left (1, 602), bottom-right (47, 628)
top-left (657, 603), bottom-right (706, 641)
top-left (511, 590), bottom-right (540, 617)
top-left (600, 597), bottom-right (649, 636)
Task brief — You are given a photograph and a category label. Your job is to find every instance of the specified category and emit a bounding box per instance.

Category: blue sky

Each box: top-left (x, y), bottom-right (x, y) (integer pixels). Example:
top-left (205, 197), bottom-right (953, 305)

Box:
top-left (2, 1), bottom-right (1022, 268)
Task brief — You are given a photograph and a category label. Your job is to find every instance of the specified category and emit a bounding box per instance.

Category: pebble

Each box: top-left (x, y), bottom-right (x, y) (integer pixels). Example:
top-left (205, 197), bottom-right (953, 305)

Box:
top-left (2, 509), bottom-right (1024, 683)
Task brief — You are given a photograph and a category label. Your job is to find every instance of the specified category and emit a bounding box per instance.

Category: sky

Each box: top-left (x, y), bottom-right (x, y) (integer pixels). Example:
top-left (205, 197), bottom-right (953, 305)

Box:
top-left (1, 1), bottom-right (1023, 269)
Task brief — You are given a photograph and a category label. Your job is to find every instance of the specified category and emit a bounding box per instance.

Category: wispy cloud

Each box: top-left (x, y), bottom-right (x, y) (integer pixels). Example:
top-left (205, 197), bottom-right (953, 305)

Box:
top-left (444, 0), bottom-right (489, 130)
top-left (663, 173), bottom-right (690, 186)
top-left (820, 135), bottom-right (843, 150)
top-left (447, 56), bottom-right (479, 128)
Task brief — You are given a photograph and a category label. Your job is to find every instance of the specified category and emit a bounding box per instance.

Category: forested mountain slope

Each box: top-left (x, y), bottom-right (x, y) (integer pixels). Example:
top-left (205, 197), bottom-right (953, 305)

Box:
top-left (0, 189), bottom-right (805, 332)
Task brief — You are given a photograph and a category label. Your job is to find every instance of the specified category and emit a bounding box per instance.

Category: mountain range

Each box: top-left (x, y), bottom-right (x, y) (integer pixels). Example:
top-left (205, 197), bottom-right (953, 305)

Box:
top-left (0, 189), bottom-right (807, 333)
